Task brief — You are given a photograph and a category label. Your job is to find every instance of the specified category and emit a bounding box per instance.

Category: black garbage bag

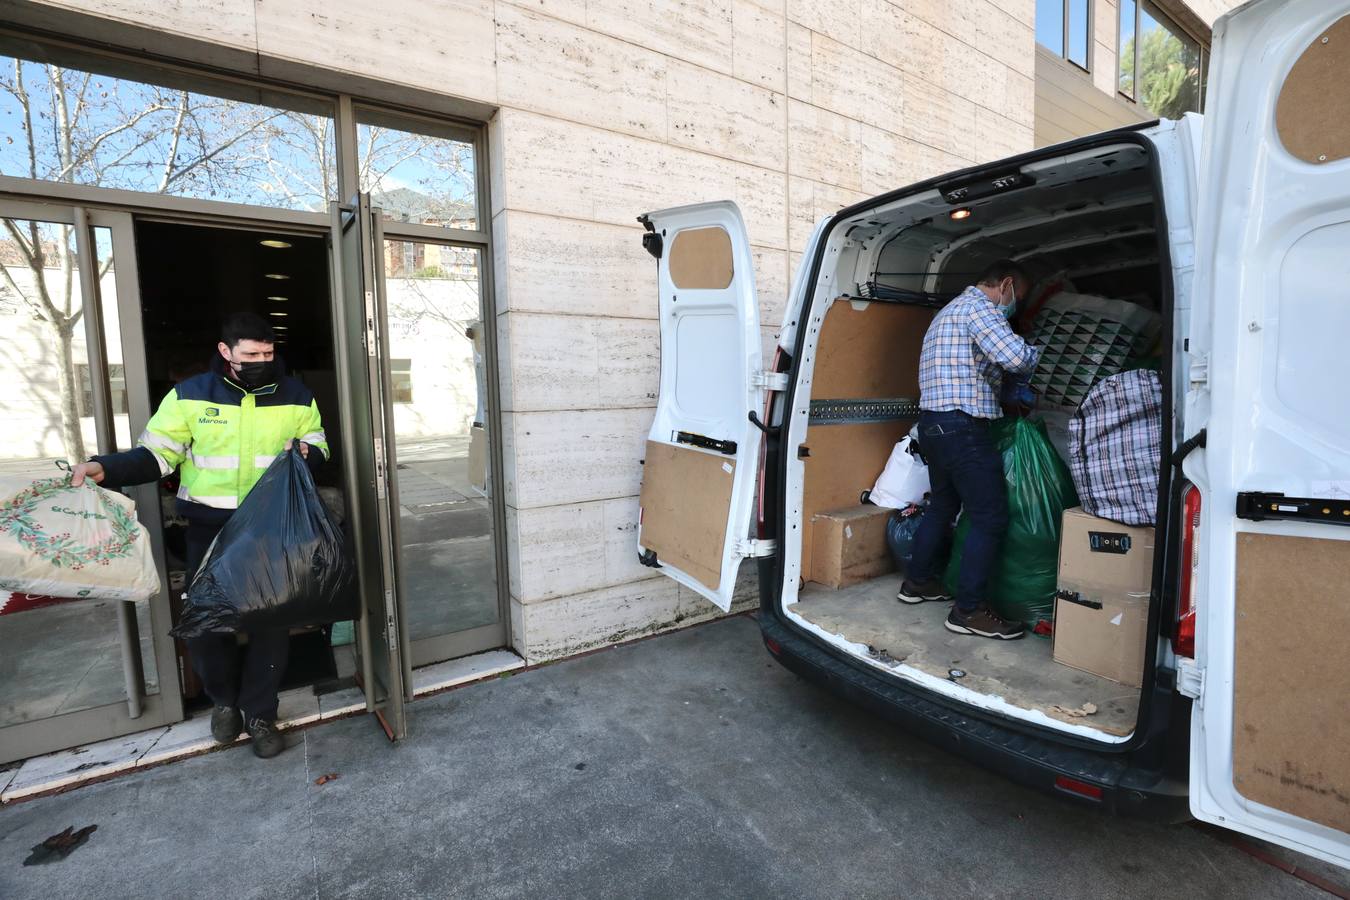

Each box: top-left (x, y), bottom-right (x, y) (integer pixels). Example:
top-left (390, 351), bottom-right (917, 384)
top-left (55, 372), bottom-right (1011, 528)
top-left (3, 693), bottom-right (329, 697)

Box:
top-left (171, 447), bottom-right (356, 638)
top-left (886, 504), bottom-right (924, 572)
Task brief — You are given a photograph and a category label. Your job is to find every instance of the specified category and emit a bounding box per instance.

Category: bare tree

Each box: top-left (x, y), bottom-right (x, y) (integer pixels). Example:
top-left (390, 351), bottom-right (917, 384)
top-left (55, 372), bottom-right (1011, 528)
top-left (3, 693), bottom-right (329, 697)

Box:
top-left (1, 56), bottom-right (476, 463)
top-left (0, 61), bottom-right (286, 461)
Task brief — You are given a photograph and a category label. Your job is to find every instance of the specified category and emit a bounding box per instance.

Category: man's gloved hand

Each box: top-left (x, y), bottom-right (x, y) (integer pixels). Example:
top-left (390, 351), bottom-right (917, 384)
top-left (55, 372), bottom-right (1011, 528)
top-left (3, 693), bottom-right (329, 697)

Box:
top-left (1000, 372), bottom-right (1037, 410)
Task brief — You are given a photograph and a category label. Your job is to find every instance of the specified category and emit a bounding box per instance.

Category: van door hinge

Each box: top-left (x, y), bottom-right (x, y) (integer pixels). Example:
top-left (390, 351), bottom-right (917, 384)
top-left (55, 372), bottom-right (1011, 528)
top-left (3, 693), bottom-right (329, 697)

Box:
top-left (1188, 353), bottom-right (1210, 388)
top-left (736, 538), bottom-right (777, 558)
top-left (1177, 658), bottom-right (1204, 700)
top-left (752, 371), bottom-right (789, 391)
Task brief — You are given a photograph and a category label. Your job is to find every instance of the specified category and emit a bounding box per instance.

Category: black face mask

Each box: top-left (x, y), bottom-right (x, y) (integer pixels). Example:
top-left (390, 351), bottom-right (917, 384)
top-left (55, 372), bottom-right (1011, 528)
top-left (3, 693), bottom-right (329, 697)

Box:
top-left (234, 359), bottom-right (277, 388)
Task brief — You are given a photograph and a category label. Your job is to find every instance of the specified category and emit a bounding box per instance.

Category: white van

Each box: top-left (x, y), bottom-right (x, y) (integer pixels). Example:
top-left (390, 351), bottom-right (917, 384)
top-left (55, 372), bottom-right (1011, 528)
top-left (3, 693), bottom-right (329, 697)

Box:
top-left (636, 0), bottom-right (1350, 870)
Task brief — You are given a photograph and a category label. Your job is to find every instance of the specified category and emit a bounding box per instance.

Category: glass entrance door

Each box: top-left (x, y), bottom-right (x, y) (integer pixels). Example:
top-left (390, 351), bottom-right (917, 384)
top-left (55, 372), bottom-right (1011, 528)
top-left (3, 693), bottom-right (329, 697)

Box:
top-left (329, 195), bottom-right (506, 742)
top-left (331, 194), bottom-right (409, 739)
top-left (0, 198), bottom-right (180, 764)
top-left (376, 236), bottom-right (505, 669)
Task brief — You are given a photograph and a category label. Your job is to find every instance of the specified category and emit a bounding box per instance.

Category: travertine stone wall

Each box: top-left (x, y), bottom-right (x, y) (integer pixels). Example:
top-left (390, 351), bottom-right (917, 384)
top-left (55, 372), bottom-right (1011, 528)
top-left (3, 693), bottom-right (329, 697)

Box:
top-left (26, 0), bottom-right (1040, 661)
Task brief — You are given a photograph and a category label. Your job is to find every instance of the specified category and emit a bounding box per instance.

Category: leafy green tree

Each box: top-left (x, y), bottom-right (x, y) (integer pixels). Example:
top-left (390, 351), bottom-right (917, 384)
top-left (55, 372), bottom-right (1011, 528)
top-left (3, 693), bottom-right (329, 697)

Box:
top-left (1120, 25), bottom-right (1200, 120)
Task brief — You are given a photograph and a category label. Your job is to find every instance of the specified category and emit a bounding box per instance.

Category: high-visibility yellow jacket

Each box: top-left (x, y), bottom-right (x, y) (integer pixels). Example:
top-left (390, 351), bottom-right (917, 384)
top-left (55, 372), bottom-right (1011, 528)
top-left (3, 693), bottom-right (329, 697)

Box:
top-left (96, 359), bottom-right (328, 518)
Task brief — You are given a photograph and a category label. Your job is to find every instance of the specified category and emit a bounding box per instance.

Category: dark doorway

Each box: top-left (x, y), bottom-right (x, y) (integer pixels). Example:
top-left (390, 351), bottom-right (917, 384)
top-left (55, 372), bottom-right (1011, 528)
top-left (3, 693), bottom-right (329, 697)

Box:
top-left (133, 219), bottom-right (352, 703)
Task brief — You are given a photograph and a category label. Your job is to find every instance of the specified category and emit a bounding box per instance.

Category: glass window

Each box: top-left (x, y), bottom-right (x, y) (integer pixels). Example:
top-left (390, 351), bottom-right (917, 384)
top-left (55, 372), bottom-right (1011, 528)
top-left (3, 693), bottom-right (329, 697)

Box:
top-left (380, 242), bottom-right (498, 641)
top-left (1119, 1), bottom-right (1205, 117)
top-left (356, 108), bottom-right (478, 232)
top-left (1037, 0), bottom-right (1091, 70)
top-left (0, 213), bottom-right (160, 726)
top-left (0, 38), bottom-right (337, 210)
top-left (1067, 0), bottom-right (1090, 70)
top-left (76, 363), bottom-right (128, 417)
top-left (391, 358), bottom-right (413, 404)
top-left (1036, 0), bottom-right (1065, 56)
top-left (1119, 0), bottom-right (1138, 98)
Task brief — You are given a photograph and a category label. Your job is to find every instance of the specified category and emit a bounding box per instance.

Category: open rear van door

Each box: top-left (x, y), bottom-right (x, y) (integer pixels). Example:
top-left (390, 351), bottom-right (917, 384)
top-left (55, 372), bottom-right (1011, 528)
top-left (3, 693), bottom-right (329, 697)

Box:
top-left (1183, 0), bottom-right (1350, 868)
top-left (636, 202), bottom-right (763, 611)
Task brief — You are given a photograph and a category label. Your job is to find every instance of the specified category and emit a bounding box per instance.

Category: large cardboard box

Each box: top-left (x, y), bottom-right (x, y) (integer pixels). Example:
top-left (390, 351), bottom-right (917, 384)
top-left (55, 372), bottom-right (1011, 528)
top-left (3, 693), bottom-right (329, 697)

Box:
top-left (1053, 507), bottom-right (1155, 688)
top-left (809, 504), bottom-right (895, 589)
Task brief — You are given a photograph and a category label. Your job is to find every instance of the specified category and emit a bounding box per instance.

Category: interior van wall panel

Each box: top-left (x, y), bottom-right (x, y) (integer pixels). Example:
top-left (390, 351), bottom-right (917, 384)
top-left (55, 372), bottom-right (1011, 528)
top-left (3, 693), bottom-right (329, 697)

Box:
top-left (800, 420), bottom-right (912, 583)
top-left (811, 300), bottom-right (934, 400)
top-left (799, 299), bottom-right (932, 584)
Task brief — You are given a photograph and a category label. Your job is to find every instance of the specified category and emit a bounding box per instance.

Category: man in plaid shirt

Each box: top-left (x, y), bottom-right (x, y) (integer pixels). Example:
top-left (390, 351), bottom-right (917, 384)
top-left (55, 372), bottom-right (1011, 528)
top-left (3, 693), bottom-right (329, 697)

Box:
top-left (898, 260), bottom-right (1040, 639)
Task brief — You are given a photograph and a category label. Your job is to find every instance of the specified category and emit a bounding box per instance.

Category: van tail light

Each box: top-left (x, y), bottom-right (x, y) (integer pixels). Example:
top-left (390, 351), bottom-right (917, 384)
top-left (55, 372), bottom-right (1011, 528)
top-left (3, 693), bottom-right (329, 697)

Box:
top-left (756, 348), bottom-right (785, 540)
top-left (1174, 485), bottom-right (1202, 659)
top-left (1054, 775), bottom-right (1104, 801)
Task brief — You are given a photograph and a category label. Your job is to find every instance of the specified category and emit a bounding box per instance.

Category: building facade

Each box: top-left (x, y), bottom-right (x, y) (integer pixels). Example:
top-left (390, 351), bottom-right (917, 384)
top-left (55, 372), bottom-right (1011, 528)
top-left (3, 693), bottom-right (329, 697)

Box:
top-left (0, 0), bottom-right (1239, 761)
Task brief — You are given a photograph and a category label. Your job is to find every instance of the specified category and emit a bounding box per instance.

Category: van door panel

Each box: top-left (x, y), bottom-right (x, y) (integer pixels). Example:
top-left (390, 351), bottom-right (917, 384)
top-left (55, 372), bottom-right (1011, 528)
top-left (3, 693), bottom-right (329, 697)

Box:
top-left (1184, 0), bottom-right (1350, 867)
top-left (637, 202), bottom-right (761, 611)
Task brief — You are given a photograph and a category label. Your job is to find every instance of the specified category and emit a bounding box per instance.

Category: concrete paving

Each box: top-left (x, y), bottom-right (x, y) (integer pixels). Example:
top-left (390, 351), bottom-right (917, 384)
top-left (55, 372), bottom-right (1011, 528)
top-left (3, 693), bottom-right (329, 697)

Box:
top-left (0, 615), bottom-right (1343, 899)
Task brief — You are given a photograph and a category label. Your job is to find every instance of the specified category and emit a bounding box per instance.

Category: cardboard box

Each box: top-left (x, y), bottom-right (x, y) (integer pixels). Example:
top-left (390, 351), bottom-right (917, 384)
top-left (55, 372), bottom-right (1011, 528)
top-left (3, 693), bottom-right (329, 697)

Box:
top-left (1052, 507), bottom-right (1156, 688)
top-left (809, 504), bottom-right (895, 589)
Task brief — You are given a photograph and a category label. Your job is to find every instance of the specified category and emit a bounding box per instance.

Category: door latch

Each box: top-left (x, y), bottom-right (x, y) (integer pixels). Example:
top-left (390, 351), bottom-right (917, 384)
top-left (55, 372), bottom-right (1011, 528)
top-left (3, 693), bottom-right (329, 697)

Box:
top-left (1236, 491), bottom-right (1350, 527)
top-left (676, 431), bottom-right (737, 456)
top-left (736, 538), bottom-right (777, 558)
top-left (373, 437), bottom-right (387, 499)
top-left (1177, 658), bottom-right (1204, 700)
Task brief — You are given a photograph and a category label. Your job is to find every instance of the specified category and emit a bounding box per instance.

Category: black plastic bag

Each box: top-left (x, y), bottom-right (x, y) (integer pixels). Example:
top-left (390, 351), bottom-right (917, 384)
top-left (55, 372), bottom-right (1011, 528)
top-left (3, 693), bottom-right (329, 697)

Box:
top-left (886, 505), bottom-right (924, 572)
top-left (171, 447), bottom-right (356, 638)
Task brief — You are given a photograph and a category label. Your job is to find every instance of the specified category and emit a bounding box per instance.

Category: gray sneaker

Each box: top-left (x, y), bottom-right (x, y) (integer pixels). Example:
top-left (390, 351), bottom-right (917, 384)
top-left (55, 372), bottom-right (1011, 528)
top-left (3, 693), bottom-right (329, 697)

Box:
top-left (897, 577), bottom-right (953, 605)
top-left (210, 706), bottom-right (242, 744)
top-left (945, 605), bottom-right (1025, 640)
top-left (247, 718), bottom-right (286, 759)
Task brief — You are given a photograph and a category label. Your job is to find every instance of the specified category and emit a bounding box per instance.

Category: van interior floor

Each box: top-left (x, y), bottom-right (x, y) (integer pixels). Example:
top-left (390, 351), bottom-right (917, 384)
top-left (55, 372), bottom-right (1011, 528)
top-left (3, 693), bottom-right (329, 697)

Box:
top-left (793, 575), bottom-right (1139, 736)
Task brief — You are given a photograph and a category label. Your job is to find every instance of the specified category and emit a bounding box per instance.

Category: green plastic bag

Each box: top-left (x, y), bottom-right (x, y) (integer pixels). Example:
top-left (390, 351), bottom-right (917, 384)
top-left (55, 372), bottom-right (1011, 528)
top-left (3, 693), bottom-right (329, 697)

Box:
top-left (943, 417), bottom-right (1078, 626)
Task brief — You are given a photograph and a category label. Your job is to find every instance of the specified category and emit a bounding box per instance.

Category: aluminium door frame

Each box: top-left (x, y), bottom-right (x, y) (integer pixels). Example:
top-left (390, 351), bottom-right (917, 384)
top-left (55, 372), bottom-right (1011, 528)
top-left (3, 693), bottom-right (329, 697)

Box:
top-left (336, 105), bottom-right (508, 682)
top-left (0, 64), bottom-right (507, 719)
top-left (0, 196), bottom-right (182, 764)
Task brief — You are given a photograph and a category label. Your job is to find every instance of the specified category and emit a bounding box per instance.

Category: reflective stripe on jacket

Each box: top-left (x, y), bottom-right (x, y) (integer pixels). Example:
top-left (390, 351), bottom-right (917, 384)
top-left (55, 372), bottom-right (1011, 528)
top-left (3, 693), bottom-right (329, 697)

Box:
top-left (139, 367), bottom-right (329, 510)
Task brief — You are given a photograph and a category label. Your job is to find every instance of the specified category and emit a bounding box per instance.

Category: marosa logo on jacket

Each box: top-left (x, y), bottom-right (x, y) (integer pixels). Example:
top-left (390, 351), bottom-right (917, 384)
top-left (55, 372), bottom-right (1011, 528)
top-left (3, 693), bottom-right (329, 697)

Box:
top-left (198, 406), bottom-right (228, 425)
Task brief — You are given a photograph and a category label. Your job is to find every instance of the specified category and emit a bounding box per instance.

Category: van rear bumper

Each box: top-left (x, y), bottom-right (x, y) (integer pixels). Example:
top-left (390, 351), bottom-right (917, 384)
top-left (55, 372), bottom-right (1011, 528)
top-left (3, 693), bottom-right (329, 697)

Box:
top-left (758, 614), bottom-right (1191, 823)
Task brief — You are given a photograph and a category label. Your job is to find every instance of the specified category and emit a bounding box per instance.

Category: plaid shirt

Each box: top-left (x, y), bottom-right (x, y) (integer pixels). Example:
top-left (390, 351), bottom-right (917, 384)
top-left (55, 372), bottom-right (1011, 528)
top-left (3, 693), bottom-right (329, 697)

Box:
top-left (918, 286), bottom-right (1040, 419)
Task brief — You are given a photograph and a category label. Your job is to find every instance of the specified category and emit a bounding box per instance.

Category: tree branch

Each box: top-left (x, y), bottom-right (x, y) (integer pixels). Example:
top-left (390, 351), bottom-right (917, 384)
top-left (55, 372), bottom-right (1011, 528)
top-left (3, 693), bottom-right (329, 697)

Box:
top-left (2, 218), bottom-right (61, 323)
top-left (158, 90), bottom-right (189, 192)
top-left (160, 109), bottom-right (284, 190)
top-left (63, 103), bottom-right (171, 181)
top-left (14, 61), bottom-right (39, 181)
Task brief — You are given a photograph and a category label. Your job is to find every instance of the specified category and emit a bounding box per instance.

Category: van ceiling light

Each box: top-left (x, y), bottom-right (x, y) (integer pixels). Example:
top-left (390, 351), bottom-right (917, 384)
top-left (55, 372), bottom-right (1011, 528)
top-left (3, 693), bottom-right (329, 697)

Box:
top-left (260, 239), bottom-right (292, 249)
top-left (267, 296), bottom-right (288, 302)
top-left (264, 273), bottom-right (290, 280)
top-left (269, 311), bottom-right (288, 317)
top-left (950, 208), bottom-right (972, 221)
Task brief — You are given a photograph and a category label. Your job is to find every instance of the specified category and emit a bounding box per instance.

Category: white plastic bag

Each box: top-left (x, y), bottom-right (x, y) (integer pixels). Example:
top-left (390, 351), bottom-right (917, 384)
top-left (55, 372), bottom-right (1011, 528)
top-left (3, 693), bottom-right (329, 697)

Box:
top-left (869, 437), bottom-right (931, 509)
top-left (0, 474), bottom-right (160, 602)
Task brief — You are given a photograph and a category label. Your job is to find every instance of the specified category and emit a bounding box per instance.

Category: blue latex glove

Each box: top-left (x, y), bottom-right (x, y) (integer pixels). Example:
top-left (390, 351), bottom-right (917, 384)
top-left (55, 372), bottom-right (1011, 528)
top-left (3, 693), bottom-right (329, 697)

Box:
top-left (1000, 372), bottom-right (1037, 409)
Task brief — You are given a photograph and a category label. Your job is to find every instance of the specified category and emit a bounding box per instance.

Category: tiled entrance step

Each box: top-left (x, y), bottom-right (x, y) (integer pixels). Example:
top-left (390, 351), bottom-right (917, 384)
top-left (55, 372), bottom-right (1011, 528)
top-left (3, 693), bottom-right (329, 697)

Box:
top-left (0, 649), bottom-right (524, 803)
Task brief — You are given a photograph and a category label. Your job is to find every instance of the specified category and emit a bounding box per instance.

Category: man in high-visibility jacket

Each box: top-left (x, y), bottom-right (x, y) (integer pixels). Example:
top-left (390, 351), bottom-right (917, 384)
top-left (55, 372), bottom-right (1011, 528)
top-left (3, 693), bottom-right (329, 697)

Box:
top-left (71, 312), bottom-right (329, 759)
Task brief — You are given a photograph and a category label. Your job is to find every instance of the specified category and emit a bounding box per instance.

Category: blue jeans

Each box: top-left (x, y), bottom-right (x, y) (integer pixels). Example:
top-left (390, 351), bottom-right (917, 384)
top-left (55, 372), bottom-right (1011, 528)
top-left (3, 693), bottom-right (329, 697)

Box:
top-left (907, 411), bottom-right (1009, 615)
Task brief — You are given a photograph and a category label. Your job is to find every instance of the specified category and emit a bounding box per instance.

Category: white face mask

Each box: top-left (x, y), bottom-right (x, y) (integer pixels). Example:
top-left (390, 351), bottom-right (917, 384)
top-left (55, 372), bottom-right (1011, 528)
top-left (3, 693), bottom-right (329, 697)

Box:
top-left (1002, 280), bottom-right (1018, 320)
